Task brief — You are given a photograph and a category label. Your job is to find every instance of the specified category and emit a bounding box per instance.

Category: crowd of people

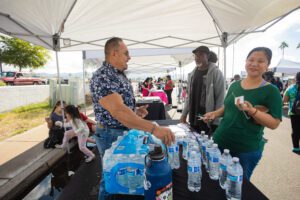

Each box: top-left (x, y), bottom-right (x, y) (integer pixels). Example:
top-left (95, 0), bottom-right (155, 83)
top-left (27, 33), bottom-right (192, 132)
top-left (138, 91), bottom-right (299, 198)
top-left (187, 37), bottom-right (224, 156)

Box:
top-left (139, 75), bottom-right (187, 106)
top-left (43, 36), bottom-right (300, 200)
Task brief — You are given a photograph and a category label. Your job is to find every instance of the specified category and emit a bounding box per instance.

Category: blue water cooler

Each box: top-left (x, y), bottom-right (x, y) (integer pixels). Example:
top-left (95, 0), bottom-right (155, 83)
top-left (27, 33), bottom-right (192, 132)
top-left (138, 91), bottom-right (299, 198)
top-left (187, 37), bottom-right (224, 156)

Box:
top-left (144, 144), bottom-right (173, 200)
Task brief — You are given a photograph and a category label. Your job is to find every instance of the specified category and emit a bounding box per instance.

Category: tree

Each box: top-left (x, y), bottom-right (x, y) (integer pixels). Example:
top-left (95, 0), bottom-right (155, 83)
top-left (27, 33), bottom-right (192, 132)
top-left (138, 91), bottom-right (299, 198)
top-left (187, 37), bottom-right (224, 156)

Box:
top-left (297, 43), bottom-right (300, 49)
top-left (0, 36), bottom-right (50, 72)
top-left (279, 41), bottom-right (289, 58)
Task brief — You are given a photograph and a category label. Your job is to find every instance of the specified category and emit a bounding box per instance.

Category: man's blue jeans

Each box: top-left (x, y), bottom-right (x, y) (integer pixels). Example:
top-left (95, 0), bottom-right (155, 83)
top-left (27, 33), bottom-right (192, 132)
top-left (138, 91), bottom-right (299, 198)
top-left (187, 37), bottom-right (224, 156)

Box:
top-left (94, 126), bottom-right (125, 200)
top-left (232, 150), bottom-right (263, 181)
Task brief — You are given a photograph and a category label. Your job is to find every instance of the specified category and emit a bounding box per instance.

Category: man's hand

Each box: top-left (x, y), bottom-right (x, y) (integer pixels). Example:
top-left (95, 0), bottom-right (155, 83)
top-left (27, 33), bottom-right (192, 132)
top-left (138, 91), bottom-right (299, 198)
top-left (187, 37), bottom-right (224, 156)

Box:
top-left (203, 112), bottom-right (216, 123)
top-left (153, 126), bottom-right (175, 146)
top-left (180, 115), bottom-right (187, 123)
top-left (136, 105), bottom-right (149, 118)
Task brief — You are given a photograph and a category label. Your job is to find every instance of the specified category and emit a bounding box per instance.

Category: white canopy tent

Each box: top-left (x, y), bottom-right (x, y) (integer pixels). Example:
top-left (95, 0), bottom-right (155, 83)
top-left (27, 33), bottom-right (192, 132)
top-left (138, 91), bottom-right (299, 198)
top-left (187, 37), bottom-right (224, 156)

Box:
top-left (0, 0), bottom-right (299, 107)
top-left (1, 1), bottom-right (299, 65)
top-left (271, 59), bottom-right (300, 75)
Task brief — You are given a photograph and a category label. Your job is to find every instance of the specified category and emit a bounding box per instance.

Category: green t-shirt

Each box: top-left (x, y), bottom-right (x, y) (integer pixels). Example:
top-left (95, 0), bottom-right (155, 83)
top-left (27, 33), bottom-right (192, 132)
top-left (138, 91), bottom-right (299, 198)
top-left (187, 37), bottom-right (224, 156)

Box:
top-left (213, 81), bottom-right (282, 153)
top-left (284, 84), bottom-right (299, 115)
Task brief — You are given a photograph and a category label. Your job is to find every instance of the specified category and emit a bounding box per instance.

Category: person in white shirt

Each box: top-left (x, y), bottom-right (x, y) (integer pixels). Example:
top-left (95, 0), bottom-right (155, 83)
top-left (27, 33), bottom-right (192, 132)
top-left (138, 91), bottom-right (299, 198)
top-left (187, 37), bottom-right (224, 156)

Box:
top-left (56, 105), bottom-right (95, 163)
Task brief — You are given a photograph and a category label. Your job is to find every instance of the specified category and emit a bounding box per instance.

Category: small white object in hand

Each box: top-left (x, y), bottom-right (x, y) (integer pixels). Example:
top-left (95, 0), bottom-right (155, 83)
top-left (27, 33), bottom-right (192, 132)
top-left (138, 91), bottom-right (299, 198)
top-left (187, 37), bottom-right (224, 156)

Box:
top-left (55, 121), bottom-right (63, 128)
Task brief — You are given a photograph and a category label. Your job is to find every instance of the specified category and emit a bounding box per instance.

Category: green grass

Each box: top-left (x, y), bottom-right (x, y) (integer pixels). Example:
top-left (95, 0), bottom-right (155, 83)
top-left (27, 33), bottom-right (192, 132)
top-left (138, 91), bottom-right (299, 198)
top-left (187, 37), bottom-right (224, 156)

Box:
top-left (12, 102), bottom-right (50, 113)
top-left (0, 80), bottom-right (6, 86)
top-left (0, 101), bottom-right (52, 141)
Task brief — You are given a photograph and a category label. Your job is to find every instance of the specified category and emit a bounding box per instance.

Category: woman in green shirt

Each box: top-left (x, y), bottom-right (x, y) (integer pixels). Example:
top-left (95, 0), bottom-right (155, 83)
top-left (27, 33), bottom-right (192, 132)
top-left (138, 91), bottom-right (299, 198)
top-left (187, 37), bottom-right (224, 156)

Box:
top-left (203, 47), bottom-right (282, 180)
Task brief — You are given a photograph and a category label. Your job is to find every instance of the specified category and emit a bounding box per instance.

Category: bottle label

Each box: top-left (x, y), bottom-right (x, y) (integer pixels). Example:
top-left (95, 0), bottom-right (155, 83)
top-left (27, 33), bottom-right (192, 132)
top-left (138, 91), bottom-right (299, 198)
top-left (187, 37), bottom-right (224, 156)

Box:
top-left (207, 154), bottom-right (210, 161)
top-left (168, 147), bottom-right (175, 153)
top-left (202, 145), bottom-right (206, 151)
top-left (175, 146), bottom-right (179, 152)
top-left (228, 174), bottom-right (243, 182)
top-left (211, 157), bottom-right (219, 163)
top-left (155, 182), bottom-right (172, 200)
top-left (188, 166), bottom-right (200, 172)
top-left (127, 168), bottom-right (137, 176)
top-left (220, 164), bottom-right (226, 170)
top-left (118, 168), bottom-right (127, 175)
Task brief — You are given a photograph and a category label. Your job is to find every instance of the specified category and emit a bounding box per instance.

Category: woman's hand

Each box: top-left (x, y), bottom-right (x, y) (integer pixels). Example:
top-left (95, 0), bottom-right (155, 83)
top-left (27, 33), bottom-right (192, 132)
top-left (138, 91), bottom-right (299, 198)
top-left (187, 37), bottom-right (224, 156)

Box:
top-left (236, 99), bottom-right (256, 114)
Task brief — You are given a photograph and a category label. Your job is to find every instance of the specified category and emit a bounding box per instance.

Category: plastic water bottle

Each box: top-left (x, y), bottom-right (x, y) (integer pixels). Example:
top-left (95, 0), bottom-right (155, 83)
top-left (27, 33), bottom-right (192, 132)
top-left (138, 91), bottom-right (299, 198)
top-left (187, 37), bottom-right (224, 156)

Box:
top-left (226, 157), bottom-right (243, 200)
top-left (103, 149), bottom-right (114, 173)
top-left (201, 135), bottom-right (209, 166)
top-left (167, 143), bottom-right (180, 169)
top-left (209, 144), bottom-right (221, 180)
top-left (196, 131), bottom-right (205, 147)
top-left (115, 154), bottom-right (128, 188)
top-left (187, 151), bottom-right (202, 192)
top-left (127, 154), bottom-right (139, 193)
top-left (189, 142), bottom-right (200, 154)
top-left (136, 154), bottom-right (146, 187)
top-left (116, 167), bottom-right (127, 187)
top-left (219, 149), bottom-right (232, 189)
top-left (182, 136), bottom-right (189, 160)
top-left (205, 139), bottom-right (214, 172)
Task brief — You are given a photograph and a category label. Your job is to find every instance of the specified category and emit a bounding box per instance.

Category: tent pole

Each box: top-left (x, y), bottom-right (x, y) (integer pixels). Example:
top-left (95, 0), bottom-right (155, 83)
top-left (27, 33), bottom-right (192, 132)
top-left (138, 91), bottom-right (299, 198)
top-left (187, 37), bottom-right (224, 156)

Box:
top-left (232, 42), bottom-right (235, 78)
top-left (222, 32), bottom-right (228, 82)
top-left (53, 34), bottom-right (70, 153)
top-left (223, 47), bottom-right (227, 82)
top-left (82, 51), bottom-right (87, 115)
top-left (55, 50), bottom-right (69, 153)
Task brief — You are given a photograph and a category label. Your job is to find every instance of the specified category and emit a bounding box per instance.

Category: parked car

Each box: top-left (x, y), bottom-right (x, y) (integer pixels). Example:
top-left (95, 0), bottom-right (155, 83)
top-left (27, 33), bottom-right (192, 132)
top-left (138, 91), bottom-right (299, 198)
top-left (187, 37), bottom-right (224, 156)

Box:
top-left (0, 71), bottom-right (46, 86)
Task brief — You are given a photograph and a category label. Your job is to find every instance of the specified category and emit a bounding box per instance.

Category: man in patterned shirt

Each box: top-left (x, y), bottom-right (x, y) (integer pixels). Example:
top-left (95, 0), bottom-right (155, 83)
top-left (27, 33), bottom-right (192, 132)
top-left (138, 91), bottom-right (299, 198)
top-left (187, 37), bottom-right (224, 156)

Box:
top-left (90, 37), bottom-right (175, 200)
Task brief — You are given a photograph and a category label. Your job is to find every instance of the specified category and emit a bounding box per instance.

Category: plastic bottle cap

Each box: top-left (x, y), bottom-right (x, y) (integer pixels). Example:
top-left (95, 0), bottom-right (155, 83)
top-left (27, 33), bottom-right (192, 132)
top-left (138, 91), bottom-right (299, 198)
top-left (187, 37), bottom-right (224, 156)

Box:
top-left (213, 143), bottom-right (218, 148)
top-left (224, 149), bottom-right (230, 154)
top-left (204, 135), bottom-right (208, 138)
top-left (200, 131), bottom-right (205, 134)
top-left (232, 157), bottom-right (239, 162)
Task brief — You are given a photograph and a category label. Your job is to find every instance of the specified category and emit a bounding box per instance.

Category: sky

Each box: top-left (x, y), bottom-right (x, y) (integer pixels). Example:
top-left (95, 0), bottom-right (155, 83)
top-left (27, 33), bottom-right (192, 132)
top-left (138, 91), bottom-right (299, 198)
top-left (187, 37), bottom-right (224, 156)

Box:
top-left (182, 9), bottom-right (300, 79)
top-left (3, 9), bottom-right (300, 79)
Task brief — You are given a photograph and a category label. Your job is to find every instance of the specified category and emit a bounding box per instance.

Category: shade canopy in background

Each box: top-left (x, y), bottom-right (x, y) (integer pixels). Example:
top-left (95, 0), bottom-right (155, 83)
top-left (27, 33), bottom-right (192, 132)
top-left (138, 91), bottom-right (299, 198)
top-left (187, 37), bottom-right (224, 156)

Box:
top-left (84, 47), bottom-right (195, 78)
top-left (0, 0), bottom-right (299, 76)
top-left (271, 59), bottom-right (300, 75)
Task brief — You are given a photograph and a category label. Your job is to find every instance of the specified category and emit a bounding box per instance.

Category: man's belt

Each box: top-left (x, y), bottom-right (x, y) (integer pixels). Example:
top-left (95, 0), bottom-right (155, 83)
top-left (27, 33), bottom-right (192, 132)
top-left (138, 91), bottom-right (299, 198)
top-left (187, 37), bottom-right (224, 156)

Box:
top-left (97, 123), bottom-right (128, 130)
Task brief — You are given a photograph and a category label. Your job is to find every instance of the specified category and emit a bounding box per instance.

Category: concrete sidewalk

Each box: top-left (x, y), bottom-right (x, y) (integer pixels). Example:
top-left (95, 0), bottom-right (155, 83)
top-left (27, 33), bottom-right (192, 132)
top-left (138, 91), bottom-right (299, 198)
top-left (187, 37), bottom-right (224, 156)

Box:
top-left (0, 124), bottom-right (48, 166)
top-left (0, 107), bottom-right (95, 166)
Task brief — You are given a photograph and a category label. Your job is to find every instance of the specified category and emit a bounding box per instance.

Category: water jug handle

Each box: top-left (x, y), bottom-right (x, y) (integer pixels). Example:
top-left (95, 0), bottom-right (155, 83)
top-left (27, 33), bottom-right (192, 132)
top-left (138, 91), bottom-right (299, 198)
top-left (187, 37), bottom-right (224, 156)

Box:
top-left (145, 154), bottom-right (151, 168)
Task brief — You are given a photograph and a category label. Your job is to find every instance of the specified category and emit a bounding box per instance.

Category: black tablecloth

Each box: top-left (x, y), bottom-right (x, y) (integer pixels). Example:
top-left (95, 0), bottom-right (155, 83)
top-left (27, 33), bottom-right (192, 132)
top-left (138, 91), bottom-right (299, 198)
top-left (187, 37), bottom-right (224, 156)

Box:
top-left (136, 101), bottom-right (166, 120)
top-left (172, 147), bottom-right (268, 200)
top-left (159, 120), bottom-right (269, 200)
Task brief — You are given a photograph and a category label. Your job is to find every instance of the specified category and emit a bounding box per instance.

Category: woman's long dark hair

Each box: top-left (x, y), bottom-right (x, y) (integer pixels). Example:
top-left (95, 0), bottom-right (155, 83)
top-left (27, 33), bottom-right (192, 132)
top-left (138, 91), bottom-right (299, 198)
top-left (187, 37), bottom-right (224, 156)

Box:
top-left (64, 105), bottom-right (81, 128)
top-left (51, 100), bottom-right (66, 113)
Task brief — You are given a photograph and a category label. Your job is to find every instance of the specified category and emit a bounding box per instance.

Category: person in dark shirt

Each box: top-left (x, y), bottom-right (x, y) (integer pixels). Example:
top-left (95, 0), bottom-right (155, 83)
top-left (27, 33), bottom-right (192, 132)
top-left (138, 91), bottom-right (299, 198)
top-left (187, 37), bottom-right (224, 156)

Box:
top-left (90, 37), bottom-right (175, 200)
top-left (180, 46), bottom-right (225, 135)
top-left (275, 77), bottom-right (283, 92)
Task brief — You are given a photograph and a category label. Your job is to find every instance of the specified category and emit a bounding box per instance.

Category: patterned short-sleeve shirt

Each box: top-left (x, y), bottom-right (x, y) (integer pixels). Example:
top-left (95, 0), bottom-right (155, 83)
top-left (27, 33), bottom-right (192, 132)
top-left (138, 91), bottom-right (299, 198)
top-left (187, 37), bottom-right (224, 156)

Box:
top-left (90, 61), bottom-right (135, 128)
